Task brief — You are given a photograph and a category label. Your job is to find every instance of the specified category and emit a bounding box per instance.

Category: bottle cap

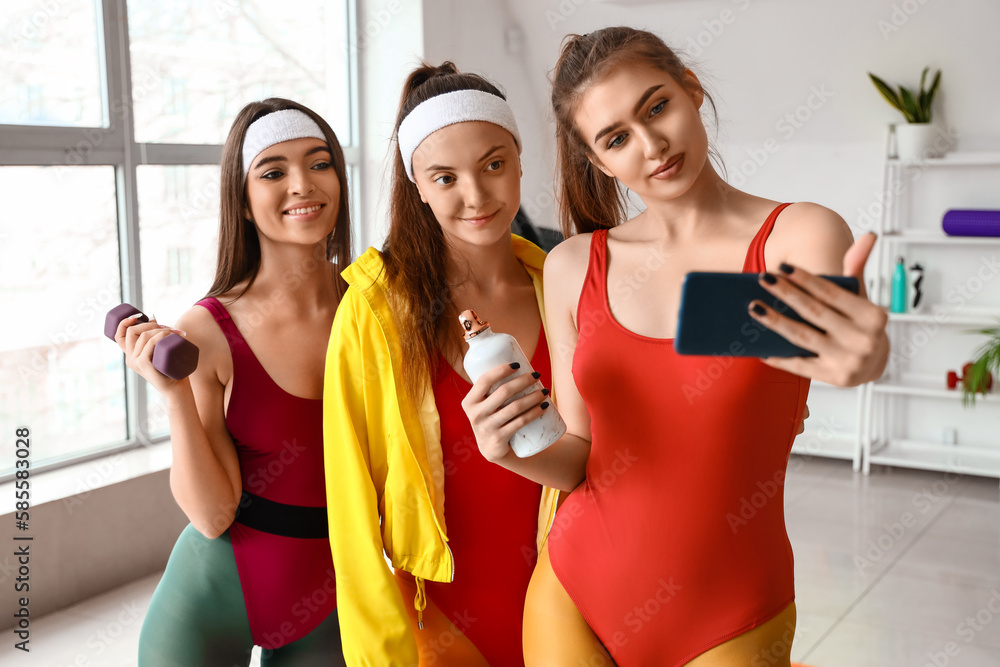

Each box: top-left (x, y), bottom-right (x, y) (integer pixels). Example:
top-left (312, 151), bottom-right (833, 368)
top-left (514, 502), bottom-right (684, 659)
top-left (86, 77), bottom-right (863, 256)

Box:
top-left (459, 309), bottom-right (490, 340)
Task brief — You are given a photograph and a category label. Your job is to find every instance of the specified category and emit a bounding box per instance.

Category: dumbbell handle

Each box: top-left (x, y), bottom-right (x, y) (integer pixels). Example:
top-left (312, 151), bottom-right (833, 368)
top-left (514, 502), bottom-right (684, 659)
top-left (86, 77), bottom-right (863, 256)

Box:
top-left (946, 371), bottom-right (960, 390)
top-left (105, 303), bottom-right (199, 380)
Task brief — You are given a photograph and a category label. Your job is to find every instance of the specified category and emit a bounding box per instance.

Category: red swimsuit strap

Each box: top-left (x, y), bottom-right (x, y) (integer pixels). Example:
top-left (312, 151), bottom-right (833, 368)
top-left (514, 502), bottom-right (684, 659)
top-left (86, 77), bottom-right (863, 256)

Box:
top-left (742, 203), bottom-right (793, 274)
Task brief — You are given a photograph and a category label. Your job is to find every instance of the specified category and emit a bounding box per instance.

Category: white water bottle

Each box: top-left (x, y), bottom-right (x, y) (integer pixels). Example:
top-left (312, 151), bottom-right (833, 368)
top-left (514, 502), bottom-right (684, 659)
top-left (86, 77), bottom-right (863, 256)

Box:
top-left (460, 309), bottom-right (566, 457)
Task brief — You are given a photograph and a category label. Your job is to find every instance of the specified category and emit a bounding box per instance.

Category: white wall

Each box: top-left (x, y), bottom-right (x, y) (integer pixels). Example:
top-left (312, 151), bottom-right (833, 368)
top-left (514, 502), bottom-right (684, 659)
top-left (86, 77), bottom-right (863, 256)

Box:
top-left (353, 0), bottom-right (426, 252)
top-left (493, 0), bottom-right (1000, 235)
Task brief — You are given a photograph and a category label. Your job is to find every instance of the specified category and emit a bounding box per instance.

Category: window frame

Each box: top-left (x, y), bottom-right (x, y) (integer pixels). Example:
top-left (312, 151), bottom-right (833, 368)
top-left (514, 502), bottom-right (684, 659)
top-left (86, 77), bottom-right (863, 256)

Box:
top-left (0, 0), bottom-right (360, 481)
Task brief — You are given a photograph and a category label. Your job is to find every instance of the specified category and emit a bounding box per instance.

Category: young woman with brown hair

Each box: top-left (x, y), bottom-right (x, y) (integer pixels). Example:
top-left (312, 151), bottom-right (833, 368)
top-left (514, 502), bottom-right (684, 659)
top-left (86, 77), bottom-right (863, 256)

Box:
top-left (322, 62), bottom-right (567, 666)
top-left (464, 27), bottom-right (890, 666)
top-left (116, 98), bottom-right (350, 666)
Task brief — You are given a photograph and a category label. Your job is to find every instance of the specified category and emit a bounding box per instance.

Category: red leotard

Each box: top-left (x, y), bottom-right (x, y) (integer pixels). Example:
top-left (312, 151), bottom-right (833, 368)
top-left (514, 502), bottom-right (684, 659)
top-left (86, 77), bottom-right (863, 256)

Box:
top-left (548, 204), bottom-right (809, 665)
top-left (422, 327), bottom-right (548, 666)
top-left (196, 297), bottom-right (336, 649)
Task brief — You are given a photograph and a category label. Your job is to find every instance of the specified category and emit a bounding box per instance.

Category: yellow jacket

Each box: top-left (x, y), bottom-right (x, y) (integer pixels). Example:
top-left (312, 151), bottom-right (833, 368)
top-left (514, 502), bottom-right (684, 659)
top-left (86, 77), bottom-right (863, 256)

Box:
top-left (323, 235), bottom-right (560, 666)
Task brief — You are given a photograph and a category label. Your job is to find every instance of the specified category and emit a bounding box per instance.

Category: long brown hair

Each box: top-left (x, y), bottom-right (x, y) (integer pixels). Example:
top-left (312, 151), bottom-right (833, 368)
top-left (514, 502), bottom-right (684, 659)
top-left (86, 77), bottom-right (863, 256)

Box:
top-left (207, 97), bottom-right (351, 300)
top-left (382, 62), bottom-right (511, 398)
top-left (551, 27), bottom-right (719, 236)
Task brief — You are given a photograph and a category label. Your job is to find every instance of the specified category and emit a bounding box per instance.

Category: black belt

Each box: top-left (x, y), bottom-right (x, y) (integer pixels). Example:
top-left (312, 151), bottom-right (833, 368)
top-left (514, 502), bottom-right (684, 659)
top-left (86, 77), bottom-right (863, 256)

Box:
top-left (233, 491), bottom-right (329, 539)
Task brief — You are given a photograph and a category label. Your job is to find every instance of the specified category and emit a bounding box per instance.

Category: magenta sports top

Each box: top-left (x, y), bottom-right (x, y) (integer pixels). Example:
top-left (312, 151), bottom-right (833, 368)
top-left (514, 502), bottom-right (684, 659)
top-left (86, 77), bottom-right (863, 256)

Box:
top-left (196, 297), bottom-right (336, 649)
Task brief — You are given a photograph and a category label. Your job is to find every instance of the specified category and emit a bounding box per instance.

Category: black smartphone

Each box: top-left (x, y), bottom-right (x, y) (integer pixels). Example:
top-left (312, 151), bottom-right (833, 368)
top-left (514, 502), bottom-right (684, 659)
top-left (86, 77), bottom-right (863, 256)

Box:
top-left (673, 272), bottom-right (860, 358)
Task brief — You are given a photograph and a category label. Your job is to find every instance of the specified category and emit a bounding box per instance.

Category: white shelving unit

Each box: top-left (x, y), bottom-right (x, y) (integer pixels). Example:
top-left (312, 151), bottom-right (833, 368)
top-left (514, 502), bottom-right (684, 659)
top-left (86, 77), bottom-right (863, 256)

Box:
top-left (882, 231), bottom-right (1000, 246)
top-left (861, 142), bottom-right (1000, 482)
top-left (888, 310), bottom-right (999, 327)
top-left (791, 380), bottom-right (865, 470)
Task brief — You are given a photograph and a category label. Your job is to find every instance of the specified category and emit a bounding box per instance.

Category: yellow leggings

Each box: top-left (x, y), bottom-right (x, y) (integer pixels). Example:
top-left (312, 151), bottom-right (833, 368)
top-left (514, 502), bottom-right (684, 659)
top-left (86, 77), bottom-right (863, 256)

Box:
top-left (523, 542), bottom-right (797, 667)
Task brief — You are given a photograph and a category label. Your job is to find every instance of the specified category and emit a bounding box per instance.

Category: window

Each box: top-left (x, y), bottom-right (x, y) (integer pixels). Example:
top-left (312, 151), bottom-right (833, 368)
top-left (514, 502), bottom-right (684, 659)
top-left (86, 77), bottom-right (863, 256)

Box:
top-left (166, 249), bottom-right (194, 287)
top-left (0, 0), bottom-right (104, 127)
top-left (128, 0), bottom-right (350, 145)
top-left (0, 0), bottom-right (357, 478)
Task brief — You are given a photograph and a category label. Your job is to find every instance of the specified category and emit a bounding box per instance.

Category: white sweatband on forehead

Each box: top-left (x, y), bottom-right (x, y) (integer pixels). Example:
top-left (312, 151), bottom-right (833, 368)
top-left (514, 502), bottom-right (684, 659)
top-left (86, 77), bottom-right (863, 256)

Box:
top-left (397, 89), bottom-right (521, 182)
top-left (242, 109), bottom-right (327, 176)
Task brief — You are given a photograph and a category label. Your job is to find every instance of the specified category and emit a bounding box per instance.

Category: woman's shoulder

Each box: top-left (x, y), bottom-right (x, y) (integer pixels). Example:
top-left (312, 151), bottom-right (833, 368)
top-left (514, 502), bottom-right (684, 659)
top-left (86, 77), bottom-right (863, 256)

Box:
top-left (769, 201), bottom-right (851, 245)
top-left (774, 201), bottom-right (849, 230)
top-left (173, 302), bottom-right (231, 383)
top-left (176, 301), bottom-right (226, 344)
top-left (768, 201), bottom-right (854, 273)
top-left (544, 232), bottom-right (594, 272)
top-left (543, 233), bottom-right (595, 313)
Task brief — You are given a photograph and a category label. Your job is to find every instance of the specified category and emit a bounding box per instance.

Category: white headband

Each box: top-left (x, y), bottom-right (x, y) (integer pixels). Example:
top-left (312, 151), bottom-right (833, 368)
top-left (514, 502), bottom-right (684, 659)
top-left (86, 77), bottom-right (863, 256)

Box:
top-left (242, 109), bottom-right (327, 175)
top-left (397, 89), bottom-right (521, 182)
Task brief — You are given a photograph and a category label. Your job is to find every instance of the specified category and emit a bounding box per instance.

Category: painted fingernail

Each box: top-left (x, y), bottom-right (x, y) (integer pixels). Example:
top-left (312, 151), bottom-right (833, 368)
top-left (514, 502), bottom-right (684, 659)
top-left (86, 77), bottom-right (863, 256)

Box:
top-left (752, 304), bottom-right (767, 316)
top-left (541, 388), bottom-right (550, 396)
top-left (779, 263), bottom-right (794, 275)
top-left (509, 362), bottom-right (521, 369)
top-left (540, 402), bottom-right (550, 410)
top-left (171, 329), bottom-right (187, 336)
top-left (531, 371), bottom-right (541, 380)
top-left (761, 272), bottom-right (777, 285)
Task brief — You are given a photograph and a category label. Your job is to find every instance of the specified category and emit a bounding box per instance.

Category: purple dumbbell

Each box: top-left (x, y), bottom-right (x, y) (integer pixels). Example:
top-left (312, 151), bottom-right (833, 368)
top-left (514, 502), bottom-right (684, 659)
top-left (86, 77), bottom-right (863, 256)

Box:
top-left (105, 303), bottom-right (199, 380)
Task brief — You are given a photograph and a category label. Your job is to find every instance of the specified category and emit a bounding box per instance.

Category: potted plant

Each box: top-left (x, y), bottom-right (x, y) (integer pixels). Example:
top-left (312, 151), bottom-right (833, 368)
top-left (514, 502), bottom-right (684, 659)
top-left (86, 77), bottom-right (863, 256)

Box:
top-left (868, 67), bottom-right (943, 160)
top-left (962, 321), bottom-right (1000, 406)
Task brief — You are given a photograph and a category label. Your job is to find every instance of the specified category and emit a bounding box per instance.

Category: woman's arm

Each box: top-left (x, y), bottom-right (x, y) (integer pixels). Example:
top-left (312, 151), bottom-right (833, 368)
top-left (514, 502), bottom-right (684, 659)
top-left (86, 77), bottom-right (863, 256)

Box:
top-left (461, 235), bottom-right (594, 493)
top-left (751, 202), bottom-right (890, 386)
top-left (115, 307), bottom-right (242, 538)
top-left (324, 290), bottom-right (418, 666)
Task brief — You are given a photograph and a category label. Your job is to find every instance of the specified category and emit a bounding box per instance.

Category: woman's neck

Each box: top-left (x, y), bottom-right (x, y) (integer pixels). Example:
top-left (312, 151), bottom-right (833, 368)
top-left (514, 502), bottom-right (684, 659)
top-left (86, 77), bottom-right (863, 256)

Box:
top-left (250, 242), bottom-right (337, 312)
top-left (445, 233), bottom-right (527, 299)
top-left (635, 162), bottom-right (747, 242)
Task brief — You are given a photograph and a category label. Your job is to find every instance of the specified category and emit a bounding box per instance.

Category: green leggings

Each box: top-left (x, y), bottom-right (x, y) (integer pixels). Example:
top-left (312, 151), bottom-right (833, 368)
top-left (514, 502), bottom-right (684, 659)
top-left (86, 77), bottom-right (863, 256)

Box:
top-left (138, 524), bottom-right (345, 667)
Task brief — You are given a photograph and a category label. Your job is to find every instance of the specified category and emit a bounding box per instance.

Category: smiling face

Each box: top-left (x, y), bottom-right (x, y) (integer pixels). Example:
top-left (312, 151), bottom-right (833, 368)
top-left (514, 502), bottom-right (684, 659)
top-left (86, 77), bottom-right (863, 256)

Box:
top-left (244, 136), bottom-right (341, 248)
top-left (573, 62), bottom-right (708, 204)
top-left (409, 120), bottom-right (521, 249)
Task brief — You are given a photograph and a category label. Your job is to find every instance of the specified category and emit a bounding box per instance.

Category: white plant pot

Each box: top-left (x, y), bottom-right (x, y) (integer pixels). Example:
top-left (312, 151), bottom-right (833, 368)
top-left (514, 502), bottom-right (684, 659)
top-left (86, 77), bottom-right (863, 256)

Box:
top-left (893, 123), bottom-right (945, 161)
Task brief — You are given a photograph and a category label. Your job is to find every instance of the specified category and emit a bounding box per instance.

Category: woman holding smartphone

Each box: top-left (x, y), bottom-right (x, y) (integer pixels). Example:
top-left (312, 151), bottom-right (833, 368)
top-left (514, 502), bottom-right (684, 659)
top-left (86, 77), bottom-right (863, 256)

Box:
top-left (462, 27), bottom-right (890, 666)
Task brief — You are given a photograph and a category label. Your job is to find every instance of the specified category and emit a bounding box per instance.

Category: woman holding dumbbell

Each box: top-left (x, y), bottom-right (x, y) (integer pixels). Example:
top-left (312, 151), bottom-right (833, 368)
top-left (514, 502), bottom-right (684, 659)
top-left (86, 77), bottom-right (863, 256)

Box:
top-left (114, 98), bottom-right (350, 666)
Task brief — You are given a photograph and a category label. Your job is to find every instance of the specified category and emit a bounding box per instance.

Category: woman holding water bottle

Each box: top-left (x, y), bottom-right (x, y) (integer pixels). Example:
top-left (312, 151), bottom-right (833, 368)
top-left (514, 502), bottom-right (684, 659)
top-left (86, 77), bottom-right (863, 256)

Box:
top-left (322, 62), bottom-right (567, 666)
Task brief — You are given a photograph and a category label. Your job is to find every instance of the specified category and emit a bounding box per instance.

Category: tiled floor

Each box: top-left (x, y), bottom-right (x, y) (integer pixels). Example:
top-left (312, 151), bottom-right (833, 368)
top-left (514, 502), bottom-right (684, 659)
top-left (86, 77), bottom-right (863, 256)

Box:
top-left (2, 455), bottom-right (998, 666)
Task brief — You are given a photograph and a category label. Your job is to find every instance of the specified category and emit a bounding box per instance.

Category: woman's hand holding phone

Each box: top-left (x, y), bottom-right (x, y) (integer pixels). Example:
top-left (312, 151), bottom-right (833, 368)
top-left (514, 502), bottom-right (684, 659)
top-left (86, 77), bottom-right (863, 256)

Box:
top-left (750, 232), bottom-right (890, 387)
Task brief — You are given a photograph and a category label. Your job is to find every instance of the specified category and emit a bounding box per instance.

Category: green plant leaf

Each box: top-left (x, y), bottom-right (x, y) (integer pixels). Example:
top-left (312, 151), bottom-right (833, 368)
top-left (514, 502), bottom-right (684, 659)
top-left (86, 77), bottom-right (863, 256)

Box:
top-left (918, 67), bottom-right (929, 116)
top-left (961, 320), bottom-right (1000, 406)
top-left (900, 86), bottom-right (922, 123)
top-left (869, 73), bottom-right (905, 115)
top-left (923, 70), bottom-right (941, 122)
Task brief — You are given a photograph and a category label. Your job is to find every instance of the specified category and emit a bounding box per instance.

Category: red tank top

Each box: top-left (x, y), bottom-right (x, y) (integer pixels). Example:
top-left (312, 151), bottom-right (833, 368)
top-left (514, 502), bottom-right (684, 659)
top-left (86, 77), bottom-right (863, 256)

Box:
top-left (423, 326), bottom-right (548, 666)
top-left (548, 204), bottom-right (809, 665)
top-left (196, 297), bottom-right (336, 649)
